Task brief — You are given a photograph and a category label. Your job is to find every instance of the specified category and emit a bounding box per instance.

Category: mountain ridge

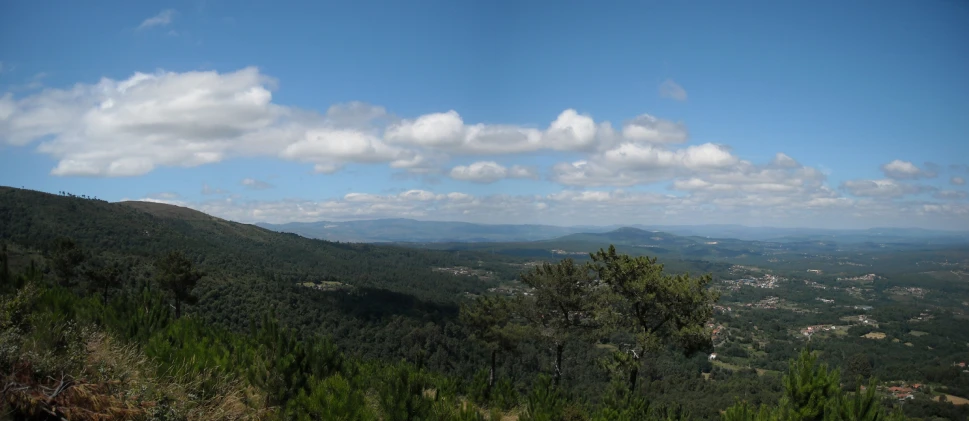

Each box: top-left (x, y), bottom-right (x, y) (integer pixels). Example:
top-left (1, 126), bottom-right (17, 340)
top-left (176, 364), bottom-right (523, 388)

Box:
top-left (257, 217), bottom-right (969, 244)
top-left (0, 186), bottom-right (511, 301)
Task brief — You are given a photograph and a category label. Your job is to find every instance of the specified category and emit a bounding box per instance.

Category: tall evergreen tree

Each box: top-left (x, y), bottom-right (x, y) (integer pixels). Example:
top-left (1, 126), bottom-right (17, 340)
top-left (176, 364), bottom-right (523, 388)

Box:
top-left (517, 258), bottom-right (600, 386)
top-left (0, 243), bottom-right (10, 289)
top-left (782, 349), bottom-right (841, 420)
top-left (85, 258), bottom-right (123, 305)
top-left (460, 295), bottom-right (524, 395)
top-left (50, 237), bottom-right (85, 287)
top-left (590, 245), bottom-right (719, 393)
top-left (154, 250), bottom-right (203, 319)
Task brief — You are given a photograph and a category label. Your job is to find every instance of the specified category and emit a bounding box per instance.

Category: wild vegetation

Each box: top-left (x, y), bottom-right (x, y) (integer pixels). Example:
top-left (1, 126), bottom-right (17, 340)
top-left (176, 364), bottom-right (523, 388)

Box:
top-left (1, 187), bottom-right (968, 420)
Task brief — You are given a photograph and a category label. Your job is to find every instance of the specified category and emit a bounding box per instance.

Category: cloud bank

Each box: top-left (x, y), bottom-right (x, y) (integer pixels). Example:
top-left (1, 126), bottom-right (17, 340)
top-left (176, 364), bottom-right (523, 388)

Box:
top-left (2, 67), bottom-right (967, 227)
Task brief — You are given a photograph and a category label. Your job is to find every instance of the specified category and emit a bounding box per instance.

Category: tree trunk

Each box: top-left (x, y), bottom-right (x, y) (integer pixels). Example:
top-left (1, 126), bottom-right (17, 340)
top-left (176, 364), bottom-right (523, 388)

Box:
top-left (628, 366), bottom-right (639, 394)
top-left (175, 298), bottom-right (182, 319)
top-left (489, 349), bottom-right (497, 391)
top-left (554, 343), bottom-right (564, 386)
top-left (102, 284), bottom-right (109, 306)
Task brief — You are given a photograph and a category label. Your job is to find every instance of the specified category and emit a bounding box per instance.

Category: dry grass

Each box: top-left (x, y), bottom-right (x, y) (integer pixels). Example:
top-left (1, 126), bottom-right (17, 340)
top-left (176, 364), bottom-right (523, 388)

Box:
top-left (862, 332), bottom-right (886, 340)
top-left (755, 368), bottom-right (780, 377)
top-left (935, 394), bottom-right (969, 406)
top-left (87, 332), bottom-right (270, 420)
top-left (2, 360), bottom-right (145, 421)
top-left (3, 331), bottom-right (270, 421)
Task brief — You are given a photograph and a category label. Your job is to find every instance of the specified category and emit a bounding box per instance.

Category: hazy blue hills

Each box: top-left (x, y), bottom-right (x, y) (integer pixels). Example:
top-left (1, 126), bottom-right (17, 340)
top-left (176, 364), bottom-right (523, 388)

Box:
top-left (256, 218), bottom-right (617, 243)
top-left (257, 218), bottom-right (968, 246)
top-left (255, 218), bottom-right (969, 265)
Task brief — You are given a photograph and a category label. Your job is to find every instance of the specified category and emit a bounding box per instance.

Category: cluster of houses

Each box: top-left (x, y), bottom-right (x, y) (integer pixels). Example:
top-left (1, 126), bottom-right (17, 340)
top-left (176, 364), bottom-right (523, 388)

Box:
top-left (799, 324), bottom-right (835, 338)
top-left (549, 249), bottom-right (586, 256)
top-left (433, 266), bottom-right (475, 275)
top-left (836, 273), bottom-right (878, 281)
top-left (721, 274), bottom-right (781, 291)
top-left (886, 384), bottom-right (923, 400)
top-left (843, 286), bottom-right (872, 299)
top-left (486, 286), bottom-right (519, 296)
top-left (706, 322), bottom-right (726, 342)
top-left (803, 279), bottom-right (829, 290)
top-left (860, 383), bottom-right (925, 401)
top-left (911, 310), bottom-right (933, 321)
top-left (886, 286), bottom-right (926, 298)
top-left (744, 296), bottom-right (781, 310)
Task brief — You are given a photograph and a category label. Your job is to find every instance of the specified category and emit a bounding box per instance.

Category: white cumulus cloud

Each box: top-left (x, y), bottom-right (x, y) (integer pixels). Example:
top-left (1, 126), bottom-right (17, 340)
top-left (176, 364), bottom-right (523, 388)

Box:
top-left (551, 143), bottom-right (740, 187)
top-left (621, 114), bottom-right (688, 144)
top-left (132, 186), bottom-right (969, 230)
top-left (0, 68), bottom-right (432, 177)
top-left (840, 179), bottom-right (935, 198)
top-left (1, 67), bottom-right (287, 176)
top-left (449, 161), bottom-right (537, 183)
top-left (880, 159), bottom-right (934, 180)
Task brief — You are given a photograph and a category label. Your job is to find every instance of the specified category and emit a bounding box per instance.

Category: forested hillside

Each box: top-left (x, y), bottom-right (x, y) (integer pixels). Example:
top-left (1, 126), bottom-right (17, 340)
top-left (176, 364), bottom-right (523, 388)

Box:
top-left (0, 186), bottom-right (520, 301)
top-left (1, 186), bottom-right (966, 420)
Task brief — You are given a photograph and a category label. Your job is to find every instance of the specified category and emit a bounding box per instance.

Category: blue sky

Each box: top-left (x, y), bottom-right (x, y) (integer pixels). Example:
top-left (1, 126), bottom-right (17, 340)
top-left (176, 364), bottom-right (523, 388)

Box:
top-left (1, 0), bottom-right (968, 229)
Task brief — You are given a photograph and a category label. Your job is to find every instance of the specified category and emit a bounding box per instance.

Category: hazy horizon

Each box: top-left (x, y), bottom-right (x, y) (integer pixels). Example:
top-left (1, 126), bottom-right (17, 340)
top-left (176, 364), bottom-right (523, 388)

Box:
top-left (2, 2), bottom-right (967, 230)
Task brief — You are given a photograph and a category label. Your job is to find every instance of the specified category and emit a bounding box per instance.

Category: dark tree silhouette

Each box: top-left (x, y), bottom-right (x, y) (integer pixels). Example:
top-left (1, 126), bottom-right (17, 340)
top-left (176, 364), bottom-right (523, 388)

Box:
top-left (85, 259), bottom-right (123, 305)
top-left (0, 243), bottom-right (9, 288)
top-left (154, 250), bottom-right (203, 319)
top-left (51, 237), bottom-right (85, 287)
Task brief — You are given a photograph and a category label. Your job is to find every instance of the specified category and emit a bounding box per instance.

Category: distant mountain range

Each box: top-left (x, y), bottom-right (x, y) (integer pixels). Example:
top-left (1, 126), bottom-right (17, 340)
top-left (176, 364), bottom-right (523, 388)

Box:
top-left (257, 218), bottom-right (969, 245)
top-left (256, 219), bottom-right (614, 243)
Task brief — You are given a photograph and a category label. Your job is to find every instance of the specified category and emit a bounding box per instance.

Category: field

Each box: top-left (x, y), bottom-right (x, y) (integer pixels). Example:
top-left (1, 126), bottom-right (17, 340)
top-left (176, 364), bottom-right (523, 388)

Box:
top-left (935, 394), bottom-right (969, 406)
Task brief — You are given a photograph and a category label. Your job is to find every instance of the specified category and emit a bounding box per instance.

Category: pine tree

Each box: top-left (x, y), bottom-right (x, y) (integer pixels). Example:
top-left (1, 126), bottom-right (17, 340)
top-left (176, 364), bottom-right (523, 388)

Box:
top-left (0, 243), bottom-right (10, 289)
top-left (516, 257), bottom-right (599, 386)
top-left (829, 379), bottom-right (883, 421)
top-left (460, 295), bottom-right (524, 396)
top-left (154, 250), bottom-right (203, 319)
top-left (590, 245), bottom-right (719, 393)
top-left (720, 349), bottom-right (906, 421)
top-left (782, 349), bottom-right (840, 420)
top-left (50, 237), bottom-right (85, 287)
top-left (85, 258), bottom-right (123, 305)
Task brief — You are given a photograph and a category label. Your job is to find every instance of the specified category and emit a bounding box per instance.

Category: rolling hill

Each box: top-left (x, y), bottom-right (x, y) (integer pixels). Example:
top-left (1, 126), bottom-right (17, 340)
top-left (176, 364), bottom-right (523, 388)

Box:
top-left (256, 218), bottom-right (616, 243)
top-left (257, 218), bottom-right (969, 246)
top-left (403, 225), bottom-right (969, 271)
top-left (0, 186), bottom-right (516, 300)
